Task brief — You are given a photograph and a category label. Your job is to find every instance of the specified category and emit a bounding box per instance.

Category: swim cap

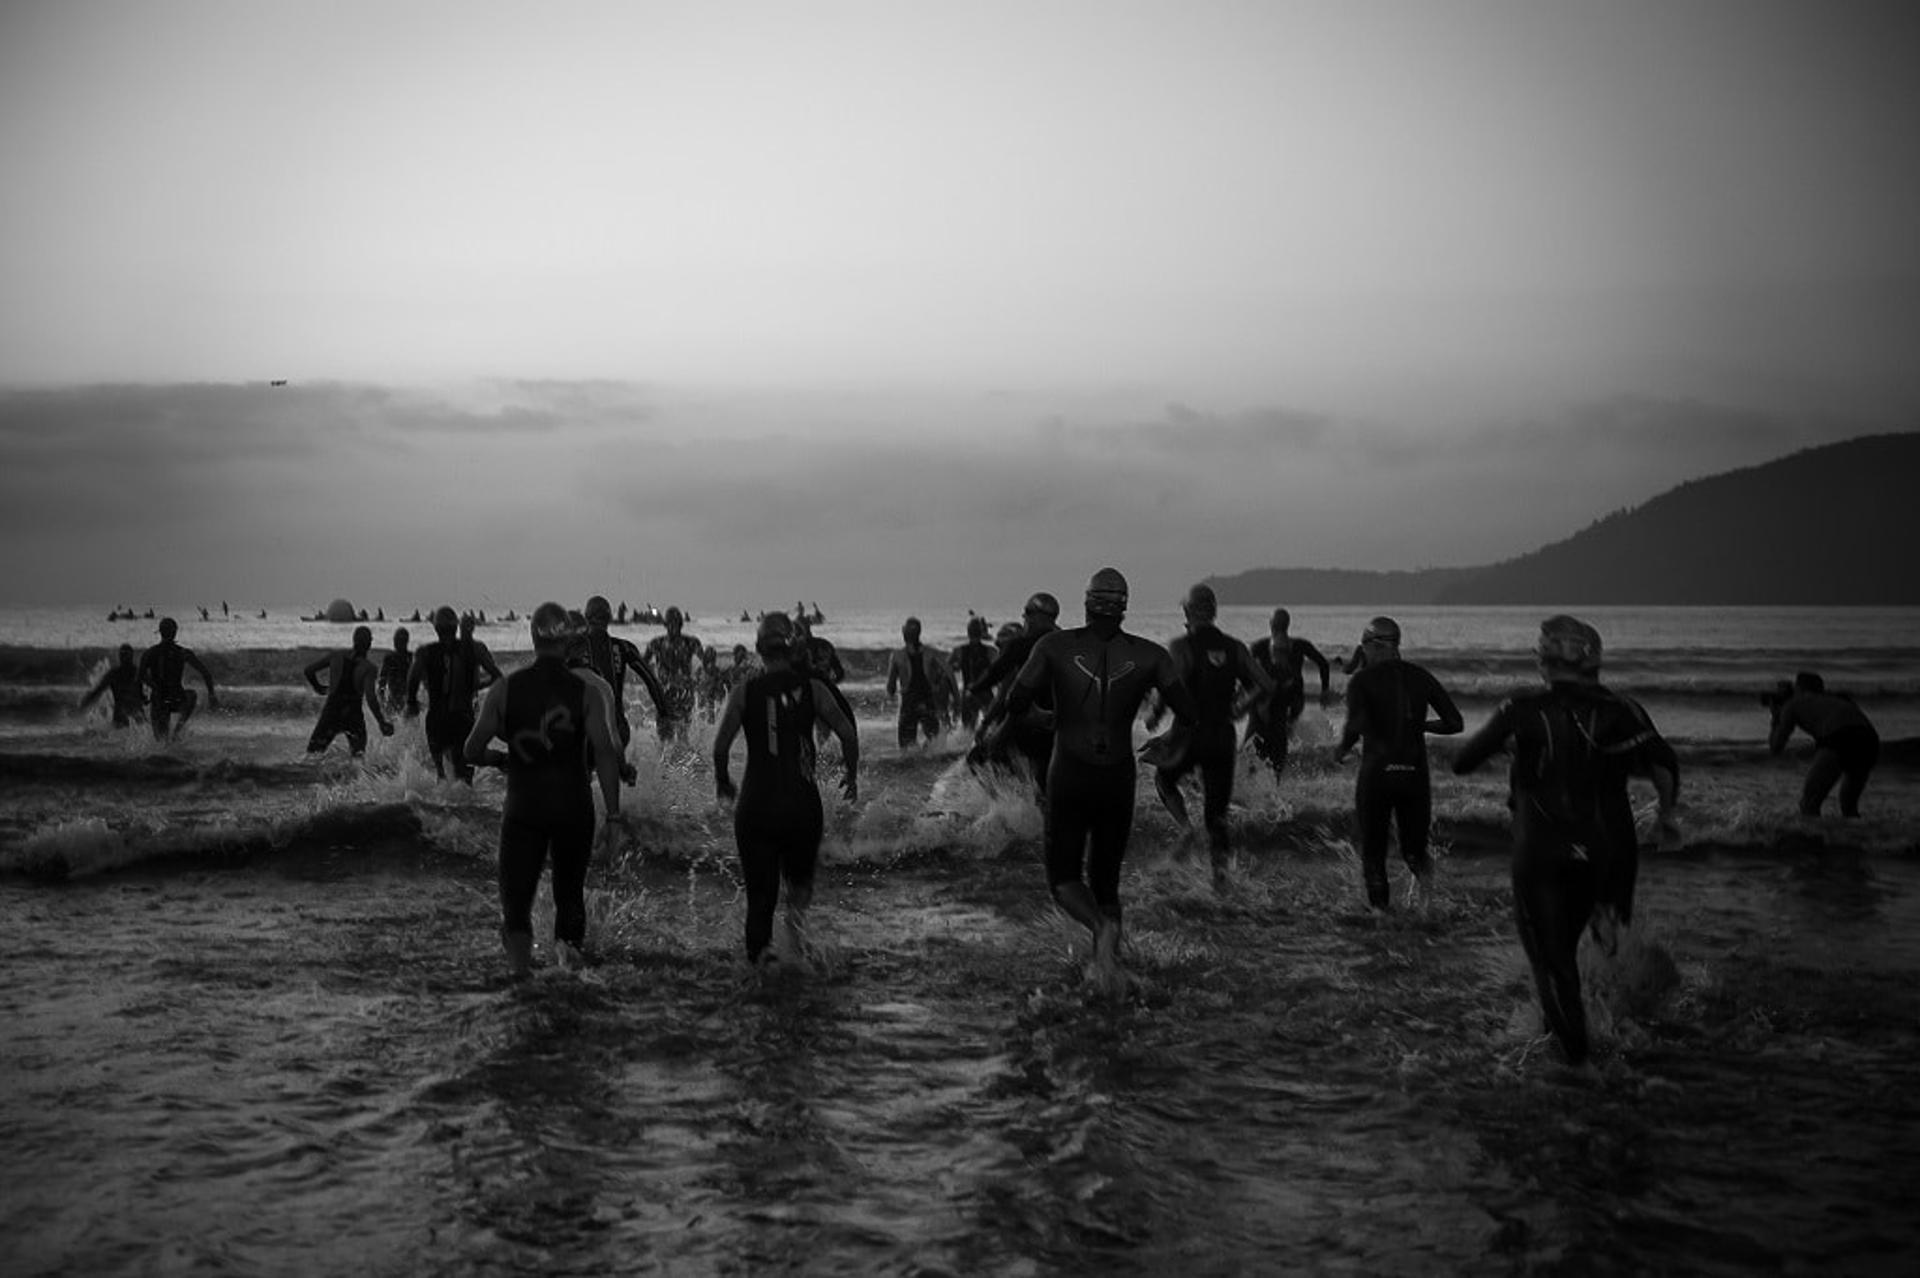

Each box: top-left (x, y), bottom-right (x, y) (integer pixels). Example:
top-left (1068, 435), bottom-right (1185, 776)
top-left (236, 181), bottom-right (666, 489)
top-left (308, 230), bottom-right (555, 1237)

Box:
top-left (157, 616), bottom-right (178, 636)
top-left (529, 601), bottom-right (573, 647)
top-left (1183, 583), bottom-right (1217, 622)
top-left (1270, 607), bottom-right (1292, 630)
top-left (432, 606), bottom-right (458, 631)
top-left (1361, 616), bottom-right (1401, 646)
top-left (967, 615), bottom-right (989, 640)
top-left (1023, 592), bottom-right (1060, 619)
top-left (392, 627), bottom-right (409, 646)
top-left (584, 595), bottom-right (613, 624)
top-left (1794, 670), bottom-right (1825, 694)
top-left (351, 625), bottom-right (373, 650)
top-left (665, 606), bottom-right (683, 627)
top-left (902, 616), bottom-right (922, 639)
top-left (756, 611), bottom-right (795, 657)
top-left (119, 643), bottom-right (134, 659)
top-left (1084, 568), bottom-right (1129, 618)
top-left (1535, 614), bottom-right (1601, 673)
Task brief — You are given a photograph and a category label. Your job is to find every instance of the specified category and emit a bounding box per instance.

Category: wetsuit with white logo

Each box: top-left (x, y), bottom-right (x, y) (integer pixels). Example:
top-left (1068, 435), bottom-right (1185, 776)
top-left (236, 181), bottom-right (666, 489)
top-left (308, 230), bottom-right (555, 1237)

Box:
top-left (1007, 626), bottom-right (1194, 924)
top-left (1452, 683), bottom-right (1678, 1065)
top-left (735, 667), bottom-right (824, 962)
top-left (1343, 659), bottom-right (1463, 908)
top-left (497, 655), bottom-right (595, 949)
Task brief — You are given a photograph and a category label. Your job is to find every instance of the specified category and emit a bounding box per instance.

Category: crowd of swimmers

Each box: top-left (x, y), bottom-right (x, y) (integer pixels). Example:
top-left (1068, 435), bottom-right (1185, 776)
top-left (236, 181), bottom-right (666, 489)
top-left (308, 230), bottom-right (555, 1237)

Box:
top-left (75, 581), bottom-right (1885, 1075)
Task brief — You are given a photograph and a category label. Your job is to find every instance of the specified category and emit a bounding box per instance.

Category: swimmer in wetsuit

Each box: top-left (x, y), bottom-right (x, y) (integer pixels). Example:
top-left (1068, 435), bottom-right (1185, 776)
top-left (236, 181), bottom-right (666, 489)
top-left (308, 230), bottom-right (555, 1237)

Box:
top-left (712, 612), bottom-right (860, 969)
top-left (377, 628), bottom-right (412, 715)
top-left (1245, 607), bottom-right (1332, 779)
top-left (971, 592), bottom-right (1062, 796)
top-left (886, 616), bottom-right (950, 749)
top-left (643, 607), bottom-right (705, 742)
top-left (1452, 615), bottom-right (1680, 1069)
top-left (304, 625), bottom-right (396, 758)
top-left (464, 603), bottom-right (622, 977)
top-left (1147, 584), bottom-right (1274, 886)
top-left (950, 615), bottom-right (999, 732)
top-left (580, 595), bottom-right (673, 782)
top-left (1768, 671), bottom-right (1881, 818)
top-left (137, 617), bottom-right (218, 742)
top-left (406, 606), bottom-right (502, 783)
top-left (79, 644), bottom-right (147, 728)
top-left (1334, 617), bottom-right (1464, 910)
top-left (1004, 569), bottom-right (1196, 994)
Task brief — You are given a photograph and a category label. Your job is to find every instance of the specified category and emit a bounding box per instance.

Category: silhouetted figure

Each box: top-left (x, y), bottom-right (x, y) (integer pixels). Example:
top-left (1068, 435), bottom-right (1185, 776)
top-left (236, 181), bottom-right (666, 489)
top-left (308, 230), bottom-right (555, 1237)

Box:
top-left (139, 617), bottom-right (217, 742)
top-left (1245, 607), bottom-right (1332, 779)
top-left (378, 627), bottom-right (413, 713)
top-left (80, 644), bottom-right (146, 728)
top-left (305, 625), bottom-right (394, 758)
top-left (1769, 670), bottom-right (1880, 817)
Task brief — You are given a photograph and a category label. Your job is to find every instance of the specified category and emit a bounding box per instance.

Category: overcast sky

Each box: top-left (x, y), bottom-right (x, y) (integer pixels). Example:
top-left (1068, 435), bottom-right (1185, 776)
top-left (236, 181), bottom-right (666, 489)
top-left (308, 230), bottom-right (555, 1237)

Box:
top-left (2, 1), bottom-right (1916, 607)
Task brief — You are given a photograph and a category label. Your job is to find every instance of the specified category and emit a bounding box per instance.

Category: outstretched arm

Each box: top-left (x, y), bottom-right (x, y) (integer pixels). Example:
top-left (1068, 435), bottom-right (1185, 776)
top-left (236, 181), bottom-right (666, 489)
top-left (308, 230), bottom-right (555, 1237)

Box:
top-left (1300, 640), bottom-right (1332, 697)
top-left (623, 647), bottom-right (673, 722)
top-left (404, 652), bottom-right (427, 715)
top-left (1153, 648), bottom-right (1199, 727)
top-left (1335, 681), bottom-right (1366, 760)
top-left (303, 654), bottom-right (330, 695)
top-left (79, 670), bottom-right (112, 709)
top-left (1450, 702), bottom-right (1515, 775)
top-left (473, 642), bottom-right (503, 690)
top-left (812, 678), bottom-right (861, 801)
top-left (358, 665), bottom-right (394, 734)
top-left (1423, 672), bottom-right (1464, 736)
top-left (582, 682), bottom-right (621, 818)
top-left (1767, 703), bottom-right (1795, 755)
top-left (185, 652), bottom-right (217, 707)
top-left (710, 683), bottom-right (746, 799)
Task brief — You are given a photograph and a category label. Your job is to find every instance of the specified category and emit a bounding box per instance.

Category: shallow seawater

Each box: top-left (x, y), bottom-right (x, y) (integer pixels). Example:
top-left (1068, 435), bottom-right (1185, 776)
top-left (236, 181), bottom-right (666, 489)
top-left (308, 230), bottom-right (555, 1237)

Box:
top-left (3, 719), bottom-right (1918, 1276)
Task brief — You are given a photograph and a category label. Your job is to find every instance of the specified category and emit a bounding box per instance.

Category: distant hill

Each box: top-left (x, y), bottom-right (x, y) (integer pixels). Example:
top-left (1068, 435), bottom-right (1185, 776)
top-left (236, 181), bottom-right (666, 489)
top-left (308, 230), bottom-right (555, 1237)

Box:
top-left (1211, 433), bottom-right (1920, 606)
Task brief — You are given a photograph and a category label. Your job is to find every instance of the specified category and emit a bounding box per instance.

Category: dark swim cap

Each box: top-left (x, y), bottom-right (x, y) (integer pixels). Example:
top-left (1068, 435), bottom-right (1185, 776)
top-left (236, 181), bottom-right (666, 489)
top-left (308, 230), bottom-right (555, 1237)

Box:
top-left (1270, 607), bottom-right (1292, 630)
top-left (529, 601), bottom-right (573, 647)
top-left (1794, 670), bottom-right (1825, 694)
top-left (967, 615), bottom-right (989, 640)
top-left (756, 611), bottom-right (795, 657)
top-left (1536, 614), bottom-right (1601, 672)
top-left (157, 616), bottom-right (178, 636)
top-left (1023, 592), bottom-right (1060, 619)
top-left (1183, 583), bottom-right (1217, 621)
top-left (432, 606), bottom-right (458, 631)
top-left (1085, 568), bottom-right (1129, 618)
top-left (1362, 616), bottom-right (1401, 646)
top-left (584, 595), bottom-right (613, 624)
top-left (352, 625), bottom-right (373, 650)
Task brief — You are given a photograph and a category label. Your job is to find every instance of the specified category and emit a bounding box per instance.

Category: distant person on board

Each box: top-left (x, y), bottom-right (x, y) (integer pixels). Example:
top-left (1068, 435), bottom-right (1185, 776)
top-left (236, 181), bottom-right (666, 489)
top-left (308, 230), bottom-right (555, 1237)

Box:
top-left (304, 625), bottom-right (395, 758)
top-left (1245, 607), bottom-right (1332, 779)
top-left (1451, 616), bottom-right (1679, 1071)
top-left (1333, 617), bottom-right (1464, 910)
top-left (1146, 584), bottom-right (1274, 888)
top-left (378, 627), bottom-right (412, 715)
top-left (407, 606), bottom-right (500, 783)
top-left (712, 612), bottom-right (860, 971)
top-left (79, 644), bottom-right (146, 728)
top-left (138, 617), bottom-right (218, 742)
top-left (1003, 569), bottom-right (1196, 996)
top-left (643, 607), bottom-right (704, 741)
top-left (950, 614), bottom-right (999, 732)
top-left (886, 616), bottom-right (950, 749)
top-left (579, 595), bottom-right (672, 782)
top-left (1768, 671), bottom-right (1880, 818)
top-left (970, 592), bottom-right (1063, 796)
top-left (465, 604), bottom-right (622, 978)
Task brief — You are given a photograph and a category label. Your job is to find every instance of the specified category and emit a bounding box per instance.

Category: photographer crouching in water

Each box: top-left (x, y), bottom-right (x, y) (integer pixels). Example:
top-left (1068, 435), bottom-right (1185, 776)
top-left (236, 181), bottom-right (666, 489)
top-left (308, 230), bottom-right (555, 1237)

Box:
top-left (1766, 671), bottom-right (1880, 818)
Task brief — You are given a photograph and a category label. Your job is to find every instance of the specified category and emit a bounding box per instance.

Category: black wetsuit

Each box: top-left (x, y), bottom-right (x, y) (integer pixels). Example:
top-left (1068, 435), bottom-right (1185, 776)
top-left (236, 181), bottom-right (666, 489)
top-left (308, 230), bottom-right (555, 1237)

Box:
top-left (1246, 634), bottom-right (1330, 776)
top-left (644, 632), bottom-right (704, 733)
top-left (138, 641), bottom-right (201, 740)
top-left (582, 629), bottom-right (669, 747)
top-left (734, 667), bottom-right (824, 962)
top-left (1452, 682), bottom-right (1678, 1065)
top-left (1008, 626), bottom-right (1193, 923)
top-left (793, 635), bottom-right (856, 731)
top-left (89, 664), bottom-right (146, 727)
top-left (308, 651), bottom-right (374, 756)
top-left (1343, 659), bottom-right (1463, 908)
top-left (377, 650), bottom-right (411, 714)
top-left (1770, 691), bottom-right (1879, 817)
top-left (1155, 625), bottom-right (1260, 862)
top-left (893, 646), bottom-right (941, 747)
top-left (971, 630), bottom-right (1056, 793)
top-left (412, 638), bottom-right (484, 781)
top-left (497, 655), bottom-right (595, 948)
top-left (951, 639), bottom-right (997, 730)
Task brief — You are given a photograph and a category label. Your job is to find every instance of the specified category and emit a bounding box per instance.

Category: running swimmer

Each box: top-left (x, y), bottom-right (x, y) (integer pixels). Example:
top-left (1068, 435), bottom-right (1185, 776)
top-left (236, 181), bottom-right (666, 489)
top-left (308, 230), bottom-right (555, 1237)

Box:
top-left (79, 644), bottom-right (146, 728)
top-left (643, 607), bottom-right (704, 741)
top-left (790, 612), bottom-right (856, 736)
top-left (580, 595), bottom-right (673, 782)
top-left (1245, 607), bottom-right (1332, 779)
top-left (713, 612), bottom-right (860, 972)
top-left (886, 616), bottom-right (951, 749)
top-left (1768, 671), bottom-right (1880, 818)
top-left (464, 604), bottom-right (622, 978)
top-left (1333, 617), bottom-right (1464, 910)
top-left (304, 625), bottom-right (396, 758)
top-left (1002, 569), bottom-right (1196, 995)
top-left (950, 615), bottom-right (999, 732)
top-left (377, 627), bottom-right (412, 715)
top-left (1147, 584), bottom-right (1274, 887)
top-left (406, 606), bottom-right (502, 783)
top-left (971, 592), bottom-right (1062, 796)
top-left (138, 617), bottom-right (218, 743)
top-left (1451, 615), bottom-right (1679, 1071)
